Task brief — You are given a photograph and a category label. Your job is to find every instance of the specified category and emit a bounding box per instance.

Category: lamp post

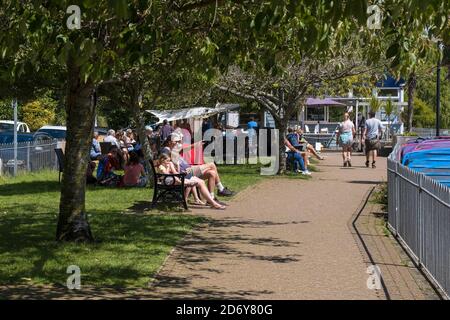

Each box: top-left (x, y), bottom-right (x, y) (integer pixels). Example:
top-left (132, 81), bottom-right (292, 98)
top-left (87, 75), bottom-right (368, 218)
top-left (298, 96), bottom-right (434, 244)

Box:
top-left (436, 41), bottom-right (442, 136)
top-left (436, 41), bottom-right (444, 137)
top-left (13, 98), bottom-right (18, 177)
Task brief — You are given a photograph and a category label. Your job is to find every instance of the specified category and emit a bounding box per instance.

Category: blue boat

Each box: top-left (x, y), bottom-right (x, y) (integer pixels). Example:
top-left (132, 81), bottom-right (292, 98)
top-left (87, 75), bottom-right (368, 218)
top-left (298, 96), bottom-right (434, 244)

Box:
top-left (402, 148), bottom-right (450, 166)
top-left (400, 141), bottom-right (450, 187)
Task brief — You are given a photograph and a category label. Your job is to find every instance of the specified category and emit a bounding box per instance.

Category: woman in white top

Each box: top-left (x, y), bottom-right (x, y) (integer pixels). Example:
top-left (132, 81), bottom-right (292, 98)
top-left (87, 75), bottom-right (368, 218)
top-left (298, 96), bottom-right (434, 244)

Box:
top-left (336, 113), bottom-right (356, 167)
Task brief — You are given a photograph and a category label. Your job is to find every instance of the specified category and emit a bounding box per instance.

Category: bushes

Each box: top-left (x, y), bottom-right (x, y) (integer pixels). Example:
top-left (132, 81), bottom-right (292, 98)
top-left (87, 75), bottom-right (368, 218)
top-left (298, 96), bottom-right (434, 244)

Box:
top-left (21, 97), bottom-right (56, 131)
top-left (0, 99), bottom-right (13, 120)
top-left (412, 98), bottom-right (435, 128)
top-left (1, 91), bottom-right (63, 127)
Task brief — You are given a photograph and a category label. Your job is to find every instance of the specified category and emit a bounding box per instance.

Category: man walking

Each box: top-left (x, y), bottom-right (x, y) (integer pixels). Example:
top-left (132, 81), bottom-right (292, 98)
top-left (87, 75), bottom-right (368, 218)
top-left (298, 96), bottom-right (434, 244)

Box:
top-left (363, 111), bottom-right (384, 168)
top-left (357, 113), bottom-right (366, 152)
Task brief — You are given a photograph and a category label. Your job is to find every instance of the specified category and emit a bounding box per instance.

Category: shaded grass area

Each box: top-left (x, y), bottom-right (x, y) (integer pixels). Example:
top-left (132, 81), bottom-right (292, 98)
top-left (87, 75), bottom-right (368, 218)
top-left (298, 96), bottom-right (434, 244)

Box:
top-left (0, 172), bottom-right (202, 287)
top-left (0, 164), bottom-right (308, 288)
top-left (0, 171), bottom-right (203, 288)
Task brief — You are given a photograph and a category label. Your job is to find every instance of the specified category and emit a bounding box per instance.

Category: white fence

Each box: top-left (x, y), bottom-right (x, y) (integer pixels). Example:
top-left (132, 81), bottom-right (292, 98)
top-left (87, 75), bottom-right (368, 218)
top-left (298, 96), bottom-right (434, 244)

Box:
top-left (0, 140), bottom-right (60, 176)
top-left (387, 157), bottom-right (450, 298)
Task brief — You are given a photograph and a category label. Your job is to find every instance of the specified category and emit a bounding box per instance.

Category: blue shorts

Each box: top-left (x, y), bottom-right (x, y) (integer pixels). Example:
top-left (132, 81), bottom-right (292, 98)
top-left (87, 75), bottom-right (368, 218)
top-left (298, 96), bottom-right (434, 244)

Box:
top-left (339, 132), bottom-right (353, 146)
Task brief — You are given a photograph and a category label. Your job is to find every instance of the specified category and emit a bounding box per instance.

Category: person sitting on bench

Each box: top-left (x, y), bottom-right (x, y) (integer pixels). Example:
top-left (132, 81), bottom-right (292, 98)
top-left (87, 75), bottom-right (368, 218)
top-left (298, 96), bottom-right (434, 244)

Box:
top-left (161, 133), bottom-right (234, 200)
top-left (286, 128), bottom-right (310, 168)
top-left (156, 154), bottom-right (226, 210)
top-left (284, 136), bottom-right (311, 175)
top-left (295, 128), bottom-right (325, 161)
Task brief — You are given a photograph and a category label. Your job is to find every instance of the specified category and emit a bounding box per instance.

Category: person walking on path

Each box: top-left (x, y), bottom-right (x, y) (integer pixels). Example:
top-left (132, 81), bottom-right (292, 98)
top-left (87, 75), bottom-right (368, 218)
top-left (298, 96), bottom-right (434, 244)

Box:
top-left (357, 113), bottom-right (366, 152)
top-left (363, 111), bottom-right (384, 168)
top-left (337, 112), bottom-right (356, 167)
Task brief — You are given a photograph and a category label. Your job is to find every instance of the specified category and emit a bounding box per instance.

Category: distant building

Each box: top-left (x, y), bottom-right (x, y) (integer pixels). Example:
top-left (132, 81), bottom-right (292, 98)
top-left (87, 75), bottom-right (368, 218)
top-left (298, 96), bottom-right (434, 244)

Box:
top-left (216, 74), bottom-right (407, 133)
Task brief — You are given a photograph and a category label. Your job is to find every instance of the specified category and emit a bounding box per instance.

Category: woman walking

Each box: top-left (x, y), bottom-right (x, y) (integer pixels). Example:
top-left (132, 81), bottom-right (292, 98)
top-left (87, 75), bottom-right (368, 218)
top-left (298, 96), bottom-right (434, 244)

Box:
top-left (337, 113), bottom-right (356, 167)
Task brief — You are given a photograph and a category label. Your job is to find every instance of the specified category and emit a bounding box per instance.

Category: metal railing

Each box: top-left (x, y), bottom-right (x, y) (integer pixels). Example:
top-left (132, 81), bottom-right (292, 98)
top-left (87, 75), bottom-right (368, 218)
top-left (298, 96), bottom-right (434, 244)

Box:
top-left (387, 157), bottom-right (450, 298)
top-left (0, 140), bottom-right (60, 176)
top-left (412, 127), bottom-right (450, 137)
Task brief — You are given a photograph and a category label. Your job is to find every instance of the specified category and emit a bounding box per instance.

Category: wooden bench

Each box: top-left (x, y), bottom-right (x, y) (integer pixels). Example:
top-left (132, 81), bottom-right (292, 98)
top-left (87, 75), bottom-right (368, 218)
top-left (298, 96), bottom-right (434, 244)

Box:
top-left (149, 160), bottom-right (188, 210)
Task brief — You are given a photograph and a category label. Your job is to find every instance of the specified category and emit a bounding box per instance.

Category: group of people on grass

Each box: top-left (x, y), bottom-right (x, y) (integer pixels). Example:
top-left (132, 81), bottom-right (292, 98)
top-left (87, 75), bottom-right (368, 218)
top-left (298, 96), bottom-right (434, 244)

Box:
top-left (89, 128), bottom-right (149, 188)
top-left (88, 123), bottom-right (174, 187)
top-left (91, 129), bottom-right (138, 162)
top-left (88, 124), bottom-right (235, 210)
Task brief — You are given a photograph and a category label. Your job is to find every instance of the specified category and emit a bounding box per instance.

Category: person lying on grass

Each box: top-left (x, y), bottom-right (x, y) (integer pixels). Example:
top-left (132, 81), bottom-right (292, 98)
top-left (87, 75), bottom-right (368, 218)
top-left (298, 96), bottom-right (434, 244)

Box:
top-left (156, 153), bottom-right (226, 210)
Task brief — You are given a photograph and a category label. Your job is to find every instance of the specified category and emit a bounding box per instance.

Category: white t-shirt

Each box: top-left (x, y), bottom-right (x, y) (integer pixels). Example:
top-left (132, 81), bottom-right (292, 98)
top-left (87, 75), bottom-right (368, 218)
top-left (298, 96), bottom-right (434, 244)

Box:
top-left (340, 120), bottom-right (354, 133)
top-left (104, 135), bottom-right (120, 147)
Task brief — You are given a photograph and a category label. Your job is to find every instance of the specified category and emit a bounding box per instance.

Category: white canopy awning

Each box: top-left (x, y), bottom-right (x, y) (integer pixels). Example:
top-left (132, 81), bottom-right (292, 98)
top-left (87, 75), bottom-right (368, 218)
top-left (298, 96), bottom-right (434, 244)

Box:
top-left (145, 103), bottom-right (240, 123)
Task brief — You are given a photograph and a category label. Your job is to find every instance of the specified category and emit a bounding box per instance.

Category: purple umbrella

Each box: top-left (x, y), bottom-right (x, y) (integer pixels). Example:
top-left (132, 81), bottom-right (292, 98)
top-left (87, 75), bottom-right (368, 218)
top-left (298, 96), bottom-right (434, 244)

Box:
top-left (305, 98), bottom-right (346, 107)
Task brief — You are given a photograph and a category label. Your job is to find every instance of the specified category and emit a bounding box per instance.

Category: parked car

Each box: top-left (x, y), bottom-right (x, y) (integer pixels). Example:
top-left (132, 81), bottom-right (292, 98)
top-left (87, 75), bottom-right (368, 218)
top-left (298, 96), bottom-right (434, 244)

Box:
top-left (34, 125), bottom-right (107, 141)
top-left (0, 131), bottom-right (55, 173)
top-left (0, 131), bottom-right (52, 144)
top-left (0, 120), bottom-right (31, 133)
top-left (36, 125), bottom-right (67, 139)
top-left (95, 127), bottom-right (108, 136)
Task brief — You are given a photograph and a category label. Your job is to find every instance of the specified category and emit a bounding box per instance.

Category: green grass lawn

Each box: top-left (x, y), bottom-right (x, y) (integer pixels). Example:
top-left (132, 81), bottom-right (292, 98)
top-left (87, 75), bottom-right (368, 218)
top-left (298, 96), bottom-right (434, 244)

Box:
top-left (0, 163), bottom-right (306, 288)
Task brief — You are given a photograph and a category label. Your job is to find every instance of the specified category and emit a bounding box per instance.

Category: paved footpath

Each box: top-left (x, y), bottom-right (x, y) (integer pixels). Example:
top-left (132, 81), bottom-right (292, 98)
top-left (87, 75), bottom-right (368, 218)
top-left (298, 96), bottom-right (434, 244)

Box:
top-left (150, 153), bottom-right (388, 299)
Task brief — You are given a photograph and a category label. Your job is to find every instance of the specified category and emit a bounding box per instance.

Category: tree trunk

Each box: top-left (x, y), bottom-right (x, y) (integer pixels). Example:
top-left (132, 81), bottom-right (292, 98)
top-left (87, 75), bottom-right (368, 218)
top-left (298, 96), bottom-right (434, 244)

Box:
top-left (129, 88), bottom-right (154, 183)
top-left (56, 60), bottom-right (95, 242)
top-left (406, 72), bottom-right (417, 133)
